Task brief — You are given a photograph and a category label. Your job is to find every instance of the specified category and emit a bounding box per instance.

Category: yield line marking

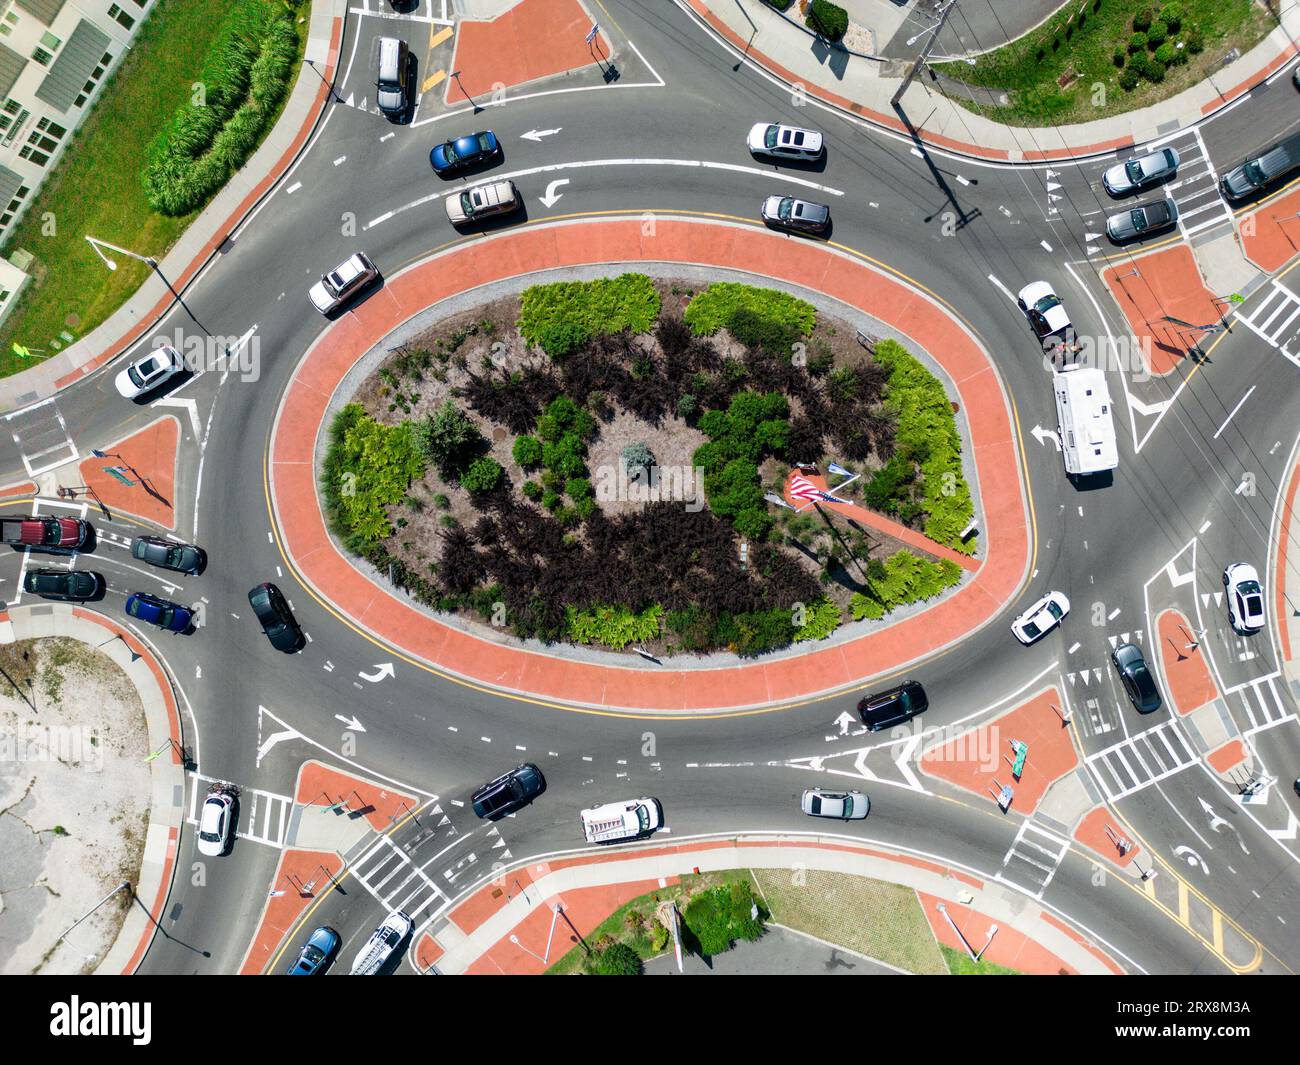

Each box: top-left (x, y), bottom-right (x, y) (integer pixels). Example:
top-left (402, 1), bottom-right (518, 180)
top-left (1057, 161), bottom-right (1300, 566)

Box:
top-left (422, 70), bottom-right (446, 92)
top-left (429, 25), bottom-right (452, 48)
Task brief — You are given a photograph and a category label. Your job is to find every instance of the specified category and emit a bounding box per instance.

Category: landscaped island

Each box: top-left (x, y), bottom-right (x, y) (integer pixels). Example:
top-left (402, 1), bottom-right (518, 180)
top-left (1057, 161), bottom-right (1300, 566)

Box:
top-left (321, 275), bottom-right (975, 657)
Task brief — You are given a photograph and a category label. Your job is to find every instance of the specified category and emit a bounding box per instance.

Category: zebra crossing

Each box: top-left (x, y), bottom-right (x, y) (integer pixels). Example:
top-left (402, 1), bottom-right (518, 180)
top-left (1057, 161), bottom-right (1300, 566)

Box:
top-left (346, 832), bottom-right (448, 932)
top-left (187, 774), bottom-right (294, 850)
top-left (996, 819), bottom-right (1071, 900)
top-left (1084, 720), bottom-right (1199, 802)
top-left (1228, 672), bottom-right (1296, 735)
top-left (1234, 279), bottom-right (1300, 368)
top-left (1159, 128), bottom-right (1236, 239)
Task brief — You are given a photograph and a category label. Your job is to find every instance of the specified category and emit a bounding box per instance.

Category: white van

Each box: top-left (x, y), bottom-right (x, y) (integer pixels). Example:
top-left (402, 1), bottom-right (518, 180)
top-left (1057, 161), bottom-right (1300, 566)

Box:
top-left (350, 910), bottom-right (412, 974)
top-left (1053, 365), bottom-right (1117, 477)
top-left (580, 798), bottom-right (661, 844)
top-left (375, 37), bottom-right (410, 119)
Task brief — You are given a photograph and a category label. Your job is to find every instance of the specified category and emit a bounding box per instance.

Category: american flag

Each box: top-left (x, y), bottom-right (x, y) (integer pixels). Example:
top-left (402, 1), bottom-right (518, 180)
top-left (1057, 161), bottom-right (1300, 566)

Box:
top-left (789, 474), bottom-right (822, 502)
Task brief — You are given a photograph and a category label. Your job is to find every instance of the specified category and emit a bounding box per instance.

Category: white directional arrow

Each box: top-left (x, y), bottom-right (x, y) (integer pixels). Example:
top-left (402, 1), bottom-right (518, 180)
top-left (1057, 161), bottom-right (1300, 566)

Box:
top-left (1083, 231), bottom-right (1101, 241)
top-left (1031, 425), bottom-right (1062, 451)
top-left (520, 127), bottom-right (561, 142)
top-left (334, 713), bottom-right (366, 732)
top-left (358, 662), bottom-right (394, 683)
top-left (1045, 169), bottom-right (1060, 177)
top-left (1267, 809), bottom-right (1300, 841)
top-left (833, 710), bottom-right (855, 735)
top-left (539, 178), bottom-right (569, 208)
top-left (1046, 180), bottom-right (1062, 191)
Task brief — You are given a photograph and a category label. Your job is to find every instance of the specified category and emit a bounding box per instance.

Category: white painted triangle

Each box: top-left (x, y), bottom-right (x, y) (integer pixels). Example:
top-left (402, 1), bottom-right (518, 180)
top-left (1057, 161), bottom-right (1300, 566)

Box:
top-left (1046, 181), bottom-right (1061, 191)
top-left (500, 849), bottom-right (512, 858)
top-left (430, 805), bottom-right (443, 816)
top-left (1201, 592), bottom-right (1211, 608)
top-left (492, 836), bottom-right (506, 849)
top-left (1135, 629), bottom-right (1143, 643)
top-left (1079, 671), bottom-right (1089, 686)
top-left (1086, 245), bottom-right (1101, 255)
top-left (1048, 193), bottom-right (1062, 202)
top-left (1120, 632), bottom-right (1130, 644)
top-left (358, 96), bottom-right (368, 111)
top-left (1046, 169), bottom-right (1059, 177)
top-left (437, 815), bottom-right (450, 826)
top-left (1214, 592), bottom-right (1223, 607)
top-left (1093, 669), bottom-right (1102, 683)
top-left (1107, 636), bottom-right (1118, 649)
top-left (345, 92), bottom-right (355, 107)
top-left (1067, 672), bottom-right (1076, 685)
top-left (1048, 208), bottom-right (1059, 215)
top-left (1084, 231), bottom-right (1101, 241)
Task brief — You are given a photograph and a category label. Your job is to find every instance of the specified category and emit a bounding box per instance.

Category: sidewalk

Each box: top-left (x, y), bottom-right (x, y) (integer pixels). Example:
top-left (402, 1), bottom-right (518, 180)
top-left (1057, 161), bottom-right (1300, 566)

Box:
top-left (0, 0), bottom-right (348, 411)
top-left (0, 603), bottom-right (187, 975)
top-left (419, 835), bottom-right (1128, 974)
top-left (1277, 442), bottom-right (1300, 697)
top-left (688, 0), bottom-right (1300, 162)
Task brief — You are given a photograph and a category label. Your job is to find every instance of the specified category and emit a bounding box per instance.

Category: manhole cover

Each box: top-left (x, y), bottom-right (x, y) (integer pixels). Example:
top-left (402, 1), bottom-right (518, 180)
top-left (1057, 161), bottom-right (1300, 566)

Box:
top-left (491, 426), bottom-right (508, 443)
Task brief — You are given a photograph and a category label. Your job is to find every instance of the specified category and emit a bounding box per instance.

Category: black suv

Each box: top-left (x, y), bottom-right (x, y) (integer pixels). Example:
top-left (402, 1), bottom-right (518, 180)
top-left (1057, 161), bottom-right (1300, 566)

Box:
top-left (248, 583), bottom-right (305, 653)
top-left (1112, 642), bottom-right (1162, 714)
top-left (857, 681), bottom-right (928, 731)
top-left (23, 568), bottom-right (104, 601)
top-left (471, 763), bottom-right (546, 820)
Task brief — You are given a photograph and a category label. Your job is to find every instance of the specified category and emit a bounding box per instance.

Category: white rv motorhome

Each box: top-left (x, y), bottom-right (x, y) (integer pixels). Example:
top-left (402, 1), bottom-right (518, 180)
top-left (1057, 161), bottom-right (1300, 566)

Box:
top-left (580, 798), bottom-right (662, 844)
top-left (1053, 366), bottom-right (1117, 477)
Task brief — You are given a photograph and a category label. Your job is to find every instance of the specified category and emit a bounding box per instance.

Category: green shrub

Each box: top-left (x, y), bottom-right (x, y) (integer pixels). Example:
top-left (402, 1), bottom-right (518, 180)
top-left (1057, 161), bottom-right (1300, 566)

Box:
top-left (542, 490), bottom-right (561, 511)
top-left (676, 393), bottom-right (698, 420)
top-left (793, 597), bottom-right (842, 642)
top-left (566, 604), bottom-right (663, 649)
top-left (1161, 2), bottom-right (1183, 31)
top-left (733, 506), bottom-right (773, 542)
top-left (1146, 21), bottom-right (1167, 47)
top-left (1186, 26), bottom-right (1204, 53)
top-left (1128, 31), bottom-right (1148, 53)
top-left (512, 435), bottom-right (543, 468)
top-left (522, 480), bottom-right (542, 500)
top-left (518, 274), bottom-right (659, 354)
top-left (591, 942), bottom-right (643, 975)
top-left (1119, 67), bottom-right (1141, 90)
top-left (565, 476), bottom-right (592, 500)
top-left (1154, 41), bottom-right (1178, 65)
top-left (460, 456), bottom-right (503, 493)
top-left (416, 399), bottom-right (483, 478)
top-left (320, 404), bottom-right (426, 552)
top-left (1144, 56), bottom-right (1166, 82)
top-left (864, 453), bottom-right (915, 514)
top-left (1113, 46), bottom-right (1126, 67)
top-left (853, 550), bottom-right (962, 618)
top-left (143, 0), bottom-right (298, 215)
top-left (806, 0), bottom-right (848, 41)
top-left (621, 442), bottom-right (656, 477)
top-left (683, 282), bottom-right (816, 337)
top-left (682, 881), bottom-right (766, 957)
top-left (726, 308), bottom-right (802, 357)
top-left (1133, 7), bottom-right (1154, 32)
top-left (849, 593), bottom-right (886, 621)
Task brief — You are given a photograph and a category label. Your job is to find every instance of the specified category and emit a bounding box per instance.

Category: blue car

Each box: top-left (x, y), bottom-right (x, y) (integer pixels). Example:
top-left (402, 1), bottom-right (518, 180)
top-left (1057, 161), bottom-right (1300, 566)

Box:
top-left (429, 130), bottom-right (499, 174)
top-left (286, 926), bottom-right (340, 975)
top-left (125, 592), bottom-right (194, 633)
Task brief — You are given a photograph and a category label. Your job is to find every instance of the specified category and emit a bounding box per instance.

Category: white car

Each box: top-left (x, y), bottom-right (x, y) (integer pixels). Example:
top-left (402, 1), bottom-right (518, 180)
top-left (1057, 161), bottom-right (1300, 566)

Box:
top-left (746, 122), bottom-right (824, 161)
top-left (1017, 281), bottom-right (1071, 339)
top-left (196, 791), bottom-right (234, 856)
top-left (1102, 147), bottom-right (1180, 196)
top-left (308, 252), bottom-right (379, 315)
top-left (1223, 562), bottom-right (1265, 634)
top-left (1011, 590), bottom-right (1070, 645)
top-left (801, 789), bottom-right (869, 820)
top-left (114, 344), bottom-right (183, 399)
top-left (445, 179), bottom-right (521, 226)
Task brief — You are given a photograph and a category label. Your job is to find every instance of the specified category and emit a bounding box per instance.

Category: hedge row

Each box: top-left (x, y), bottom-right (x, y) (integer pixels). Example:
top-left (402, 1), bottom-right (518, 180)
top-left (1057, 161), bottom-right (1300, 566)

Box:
top-left (682, 881), bottom-right (766, 957)
top-left (683, 281), bottom-right (817, 337)
top-left (807, 0), bottom-right (848, 42)
top-left (871, 339), bottom-right (974, 551)
top-left (518, 274), bottom-right (660, 357)
top-left (143, 0), bottom-right (298, 216)
top-left (850, 551), bottom-right (963, 620)
top-left (565, 603), bottom-right (663, 650)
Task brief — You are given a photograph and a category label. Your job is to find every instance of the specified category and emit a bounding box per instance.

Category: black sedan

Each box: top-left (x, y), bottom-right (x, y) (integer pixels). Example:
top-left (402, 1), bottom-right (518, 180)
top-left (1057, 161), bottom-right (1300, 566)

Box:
top-left (248, 582), bottom-right (305, 653)
top-left (429, 131), bottom-right (500, 174)
top-left (131, 535), bottom-right (205, 574)
top-left (1111, 642), bottom-right (1162, 714)
top-left (23, 568), bottom-right (104, 601)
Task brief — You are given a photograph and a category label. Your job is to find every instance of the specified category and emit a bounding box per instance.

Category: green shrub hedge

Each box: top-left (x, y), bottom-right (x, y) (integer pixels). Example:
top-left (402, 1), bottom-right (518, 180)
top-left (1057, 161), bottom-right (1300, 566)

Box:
top-left (566, 604), bottom-right (663, 649)
top-left (793, 597), bottom-right (842, 642)
top-left (321, 404), bottom-right (425, 553)
top-left (143, 0), bottom-right (298, 216)
top-left (682, 881), bottom-right (766, 957)
top-left (871, 340), bottom-right (974, 552)
top-left (694, 390), bottom-right (790, 541)
top-left (850, 550), bottom-right (963, 620)
top-left (519, 274), bottom-right (660, 356)
top-left (684, 282), bottom-right (816, 337)
top-left (807, 0), bottom-right (849, 42)
top-left (460, 456), bottom-right (503, 493)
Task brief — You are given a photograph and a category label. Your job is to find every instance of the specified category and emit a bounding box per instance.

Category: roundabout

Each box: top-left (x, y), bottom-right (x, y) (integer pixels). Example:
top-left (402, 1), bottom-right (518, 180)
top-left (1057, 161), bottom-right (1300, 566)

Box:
top-left (0, 0), bottom-right (1296, 1011)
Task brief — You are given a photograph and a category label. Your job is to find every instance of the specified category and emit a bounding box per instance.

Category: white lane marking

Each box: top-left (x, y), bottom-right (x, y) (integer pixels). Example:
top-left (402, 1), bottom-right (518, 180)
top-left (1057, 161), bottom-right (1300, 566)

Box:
top-left (153, 397), bottom-right (200, 438)
top-left (333, 156), bottom-right (347, 166)
top-left (1198, 520), bottom-right (1212, 534)
top-left (380, 132), bottom-right (394, 142)
top-left (1040, 240), bottom-right (1053, 252)
top-left (286, 182), bottom-right (302, 194)
top-left (364, 158), bottom-right (847, 229)
top-left (987, 274), bottom-right (1015, 302)
top-left (1212, 385), bottom-right (1255, 440)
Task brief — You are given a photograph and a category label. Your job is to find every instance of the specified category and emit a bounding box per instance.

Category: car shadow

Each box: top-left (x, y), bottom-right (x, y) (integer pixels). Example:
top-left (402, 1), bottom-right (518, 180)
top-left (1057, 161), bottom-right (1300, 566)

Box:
top-left (320, 275), bottom-right (386, 321)
top-left (453, 204), bottom-right (530, 235)
top-left (1069, 470), bottom-right (1114, 491)
top-left (754, 152), bottom-right (829, 176)
top-left (432, 148), bottom-right (505, 181)
top-left (126, 368), bottom-right (194, 404)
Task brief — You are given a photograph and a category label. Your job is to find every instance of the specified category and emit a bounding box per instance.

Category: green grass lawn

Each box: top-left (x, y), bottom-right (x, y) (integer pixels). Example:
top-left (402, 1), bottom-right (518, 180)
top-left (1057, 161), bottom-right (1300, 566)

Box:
top-left (941, 944), bottom-right (1021, 975)
top-left (0, 0), bottom-right (307, 378)
top-left (935, 0), bottom-right (1274, 127)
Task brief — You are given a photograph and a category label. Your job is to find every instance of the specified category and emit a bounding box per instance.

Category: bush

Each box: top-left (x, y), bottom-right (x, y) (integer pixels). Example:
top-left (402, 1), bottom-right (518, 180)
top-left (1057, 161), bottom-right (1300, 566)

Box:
top-left (522, 480), bottom-right (542, 500)
top-left (320, 404), bottom-right (425, 552)
top-left (852, 550), bottom-right (962, 618)
top-left (676, 393), bottom-right (698, 420)
top-left (512, 435), bottom-right (543, 469)
top-left (793, 597), bottom-right (842, 642)
top-left (682, 881), bottom-right (766, 957)
top-left (1133, 7), bottom-right (1154, 32)
top-left (1113, 46), bottom-right (1126, 68)
top-left (1161, 2), bottom-right (1183, 31)
top-left (621, 442), bottom-right (656, 478)
top-left (518, 274), bottom-right (660, 353)
top-left (733, 506), bottom-right (773, 542)
top-left (1154, 41), bottom-right (1178, 66)
top-left (1120, 67), bottom-right (1140, 91)
top-left (1146, 21), bottom-right (1167, 48)
top-left (1128, 32), bottom-right (1148, 53)
top-left (460, 456), bottom-right (503, 493)
top-left (864, 453), bottom-right (915, 514)
top-left (565, 476), bottom-right (592, 500)
top-left (591, 942), bottom-right (643, 975)
top-left (806, 0), bottom-right (848, 42)
top-left (566, 604), bottom-right (663, 649)
top-left (143, 0), bottom-right (298, 215)
top-left (416, 399), bottom-right (483, 478)
top-left (726, 308), bottom-right (802, 357)
top-left (1144, 56), bottom-right (1166, 82)
top-left (1186, 27), bottom-right (1204, 53)
top-left (683, 282), bottom-right (816, 337)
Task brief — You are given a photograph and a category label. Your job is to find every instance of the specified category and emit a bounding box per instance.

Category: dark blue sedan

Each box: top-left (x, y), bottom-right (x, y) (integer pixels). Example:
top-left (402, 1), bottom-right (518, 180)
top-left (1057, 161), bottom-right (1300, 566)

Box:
top-left (429, 131), bottom-right (500, 174)
top-left (125, 592), bottom-right (194, 633)
top-left (286, 926), bottom-right (340, 975)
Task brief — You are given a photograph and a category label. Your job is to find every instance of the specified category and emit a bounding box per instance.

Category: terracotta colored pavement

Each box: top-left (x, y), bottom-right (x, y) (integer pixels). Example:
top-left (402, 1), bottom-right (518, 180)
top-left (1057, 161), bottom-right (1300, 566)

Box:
top-left (77, 416), bottom-right (177, 528)
top-left (1073, 806), bottom-right (1141, 868)
top-left (1277, 459), bottom-right (1299, 665)
top-left (1202, 41), bottom-right (1300, 114)
top-left (293, 759), bottom-right (418, 833)
top-left (784, 470), bottom-right (978, 572)
top-left (0, 480), bottom-right (34, 499)
top-left (1155, 608), bottom-right (1219, 715)
top-left (414, 932), bottom-right (444, 971)
top-left (446, 0), bottom-right (608, 105)
top-left (1103, 246), bottom-right (1222, 376)
top-left (54, 18), bottom-right (344, 391)
top-left (271, 219), bottom-right (1030, 711)
top-left (466, 877), bottom-right (671, 974)
top-left (1207, 738), bottom-right (1248, 774)
top-left (240, 849), bottom-right (344, 974)
top-left (450, 861), bottom-right (541, 933)
top-left (917, 890), bottom-right (1076, 973)
top-left (1239, 186), bottom-right (1300, 272)
top-left (919, 687), bottom-right (1074, 813)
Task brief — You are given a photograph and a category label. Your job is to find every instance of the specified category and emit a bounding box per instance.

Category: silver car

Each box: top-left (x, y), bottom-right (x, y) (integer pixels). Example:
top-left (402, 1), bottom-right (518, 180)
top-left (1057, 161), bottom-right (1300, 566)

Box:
top-left (308, 252), bottom-right (379, 315)
top-left (1106, 197), bottom-right (1178, 242)
top-left (761, 194), bottom-right (830, 234)
top-left (801, 788), bottom-right (870, 820)
top-left (1102, 147), bottom-right (1180, 195)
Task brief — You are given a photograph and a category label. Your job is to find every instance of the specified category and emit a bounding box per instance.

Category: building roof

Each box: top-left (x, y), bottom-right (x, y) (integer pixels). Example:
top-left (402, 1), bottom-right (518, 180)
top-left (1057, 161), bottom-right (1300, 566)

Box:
top-left (0, 164), bottom-right (24, 214)
top-left (14, 0), bottom-right (69, 26)
top-left (34, 17), bottom-right (109, 113)
top-left (0, 42), bottom-right (24, 102)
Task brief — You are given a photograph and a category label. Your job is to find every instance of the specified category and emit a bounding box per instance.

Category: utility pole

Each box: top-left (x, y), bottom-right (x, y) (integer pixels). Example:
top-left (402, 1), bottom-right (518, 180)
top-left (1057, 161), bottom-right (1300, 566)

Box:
top-left (892, 0), bottom-right (959, 108)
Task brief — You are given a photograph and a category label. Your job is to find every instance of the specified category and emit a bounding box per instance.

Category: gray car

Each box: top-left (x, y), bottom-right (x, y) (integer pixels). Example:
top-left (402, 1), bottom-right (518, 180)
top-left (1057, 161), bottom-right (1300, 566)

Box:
top-left (131, 535), bottom-right (205, 574)
top-left (1111, 642), bottom-right (1162, 714)
top-left (1106, 197), bottom-right (1178, 242)
top-left (1102, 147), bottom-right (1179, 195)
top-left (801, 788), bottom-right (869, 820)
top-left (761, 195), bottom-right (830, 235)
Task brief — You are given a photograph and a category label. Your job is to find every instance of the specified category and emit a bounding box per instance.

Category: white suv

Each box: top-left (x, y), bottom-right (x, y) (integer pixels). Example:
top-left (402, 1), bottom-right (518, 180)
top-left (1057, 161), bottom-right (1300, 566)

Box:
top-left (747, 122), bottom-right (824, 161)
top-left (308, 252), bottom-right (379, 315)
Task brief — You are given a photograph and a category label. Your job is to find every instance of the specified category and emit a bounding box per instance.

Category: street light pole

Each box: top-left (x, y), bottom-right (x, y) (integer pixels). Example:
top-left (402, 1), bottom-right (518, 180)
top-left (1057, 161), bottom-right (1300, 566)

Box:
top-left (450, 70), bottom-right (481, 113)
top-left (303, 58), bottom-right (341, 103)
top-left (892, 0), bottom-right (960, 108)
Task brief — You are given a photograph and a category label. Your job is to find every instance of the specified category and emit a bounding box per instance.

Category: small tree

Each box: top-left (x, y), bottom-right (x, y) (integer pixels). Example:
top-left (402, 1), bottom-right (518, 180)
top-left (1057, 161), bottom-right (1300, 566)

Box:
top-left (460, 457), bottom-right (503, 493)
top-left (591, 942), bottom-right (642, 975)
top-left (621, 442), bottom-right (656, 484)
top-left (417, 399), bottom-right (482, 478)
